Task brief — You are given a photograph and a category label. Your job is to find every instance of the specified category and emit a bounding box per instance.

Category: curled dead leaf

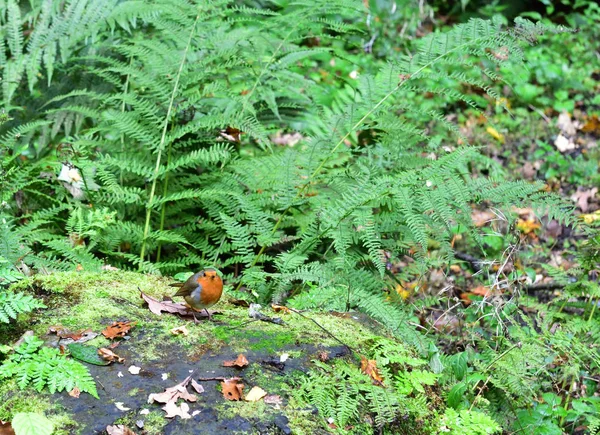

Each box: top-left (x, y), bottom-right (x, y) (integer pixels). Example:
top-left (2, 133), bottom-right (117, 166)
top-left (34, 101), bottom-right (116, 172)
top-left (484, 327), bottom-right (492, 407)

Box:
top-left (170, 325), bottom-right (189, 336)
top-left (106, 424), bottom-right (138, 435)
top-left (221, 377), bottom-right (244, 401)
top-left (244, 386), bottom-right (267, 402)
top-left (102, 321), bottom-right (136, 339)
top-left (223, 354), bottom-right (249, 368)
top-left (99, 348), bottom-right (125, 363)
top-left (68, 387), bottom-right (80, 398)
top-left (360, 356), bottom-right (384, 385)
top-left (271, 304), bottom-right (291, 314)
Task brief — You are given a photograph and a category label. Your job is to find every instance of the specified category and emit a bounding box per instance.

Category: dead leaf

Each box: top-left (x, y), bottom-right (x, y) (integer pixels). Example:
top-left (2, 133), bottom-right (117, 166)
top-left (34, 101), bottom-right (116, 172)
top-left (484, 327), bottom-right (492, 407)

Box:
top-left (140, 291), bottom-right (193, 317)
top-left (115, 402), bottom-right (131, 412)
top-left (102, 321), bottom-right (136, 339)
top-left (486, 126), bottom-right (505, 143)
top-left (106, 425), bottom-right (137, 435)
top-left (471, 210), bottom-right (497, 227)
top-left (219, 126), bottom-right (243, 143)
top-left (557, 111), bottom-right (577, 136)
top-left (571, 187), bottom-right (598, 212)
top-left (223, 354), bottom-right (249, 368)
top-left (271, 131), bottom-right (303, 147)
top-left (128, 365), bottom-right (141, 375)
top-left (99, 348), bottom-right (125, 363)
top-left (244, 386), bottom-right (267, 402)
top-left (555, 134), bottom-right (575, 152)
top-left (190, 379), bottom-right (204, 394)
top-left (148, 375), bottom-right (197, 405)
top-left (162, 401), bottom-right (191, 419)
top-left (48, 326), bottom-right (94, 341)
top-left (68, 387), bottom-right (81, 398)
top-left (360, 356), bottom-right (384, 385)
top-left (516, 218), bottom-right (541, 234)
top-left (221, 377), bottom-right (244, 401)
top-left (471, 286), bottom-right (491, 297)
top-left (170, 325), bottom-right (189, 336)
top-left (263, 395), bottom-right (283, 406)
top-left (581, 114), bottom-right (600, 134)
top-left (271, 304), bottom-right (291, 314)
top-left (0, 421), bottom-right (15, 435)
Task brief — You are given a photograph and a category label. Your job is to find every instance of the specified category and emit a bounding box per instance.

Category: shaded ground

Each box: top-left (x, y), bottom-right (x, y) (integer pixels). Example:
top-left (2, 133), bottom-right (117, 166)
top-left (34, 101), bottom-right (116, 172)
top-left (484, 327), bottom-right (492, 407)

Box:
top-left (0, 271), bottom-right (388, 434)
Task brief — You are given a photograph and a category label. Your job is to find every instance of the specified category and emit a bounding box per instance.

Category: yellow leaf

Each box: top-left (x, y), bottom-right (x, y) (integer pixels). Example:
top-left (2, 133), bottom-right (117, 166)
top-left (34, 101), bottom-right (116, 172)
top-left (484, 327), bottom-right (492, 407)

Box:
top-left (244, 386), bottom-right (267, 402)
top-left (395, 284), bottom-right (410, 300)
top-left (486, 126), bottom-right (505, 143)
top-left (580, 211), bottom-right (600, 224)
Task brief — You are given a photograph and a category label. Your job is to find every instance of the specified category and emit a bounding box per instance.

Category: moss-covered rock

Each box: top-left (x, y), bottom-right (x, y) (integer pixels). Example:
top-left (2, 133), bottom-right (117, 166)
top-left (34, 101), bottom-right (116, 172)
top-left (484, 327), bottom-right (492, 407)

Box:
top-left (0, 271), bottom-right (444, 434)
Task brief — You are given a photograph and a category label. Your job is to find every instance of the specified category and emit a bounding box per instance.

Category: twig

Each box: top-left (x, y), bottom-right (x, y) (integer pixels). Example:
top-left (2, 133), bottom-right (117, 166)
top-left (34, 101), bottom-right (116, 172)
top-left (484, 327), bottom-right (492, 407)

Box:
top-left (524, 282), bottom-right (565, 292)
top-left (454, 251), bottom-right (484, 272)
top-left (197, 376), bottom-right (234, 382)
top-left (288, 308), bottom-right (358, 355)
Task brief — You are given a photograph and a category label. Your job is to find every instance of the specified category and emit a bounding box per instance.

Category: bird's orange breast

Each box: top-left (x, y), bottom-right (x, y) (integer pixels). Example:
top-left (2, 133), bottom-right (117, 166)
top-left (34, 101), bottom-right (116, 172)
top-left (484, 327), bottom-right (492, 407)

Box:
top-left (198, 276), bottom-right (223, 306)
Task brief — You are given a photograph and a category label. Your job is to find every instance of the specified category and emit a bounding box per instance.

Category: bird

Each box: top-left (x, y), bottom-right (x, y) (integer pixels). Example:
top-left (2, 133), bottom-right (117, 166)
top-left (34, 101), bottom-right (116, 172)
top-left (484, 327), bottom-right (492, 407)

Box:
top-left (170, 268), bottom-right (223, 322)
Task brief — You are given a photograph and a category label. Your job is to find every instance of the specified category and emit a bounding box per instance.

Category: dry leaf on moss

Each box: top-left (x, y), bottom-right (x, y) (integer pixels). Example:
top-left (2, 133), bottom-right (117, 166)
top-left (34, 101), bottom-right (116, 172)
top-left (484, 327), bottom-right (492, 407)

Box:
top-left (106, 425), bottom-right (137, 435)
top-left (102, 321), bottom-right (136, 339)
top-left (221, 377), bottom-right (244, 401)
top-left (140, 291), bottom-right (190, 317)
top-left (147, 375), bottom-right (198, 405)
top-left (223, 354), bottom-right (249, 368)
top-left (170, 325), bottom-right (189, 336)
top-left (99, 348), bottom-right (125, 363)
top-left (360, 356), bottom-right (384, 385)
top-left (244, 386), bottom-right (267, 402)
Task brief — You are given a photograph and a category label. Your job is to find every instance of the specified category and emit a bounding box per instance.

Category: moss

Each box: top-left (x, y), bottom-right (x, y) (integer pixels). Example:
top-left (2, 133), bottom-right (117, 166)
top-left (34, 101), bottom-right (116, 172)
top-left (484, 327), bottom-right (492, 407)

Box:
top-left (0, 379), bottom-right (78, 433)
top-left (2, 270), bottom-right (421, 434)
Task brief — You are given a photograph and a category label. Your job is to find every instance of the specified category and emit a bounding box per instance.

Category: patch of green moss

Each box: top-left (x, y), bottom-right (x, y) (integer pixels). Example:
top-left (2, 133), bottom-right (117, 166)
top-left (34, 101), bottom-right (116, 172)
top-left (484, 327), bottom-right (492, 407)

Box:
top-left (0, 379), bottom-right (77, 434)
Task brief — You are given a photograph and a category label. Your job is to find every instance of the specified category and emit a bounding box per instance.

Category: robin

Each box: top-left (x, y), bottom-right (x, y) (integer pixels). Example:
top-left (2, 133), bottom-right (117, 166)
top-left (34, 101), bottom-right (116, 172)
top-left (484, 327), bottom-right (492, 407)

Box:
top-left (171, 268), bottom-right (223, 322)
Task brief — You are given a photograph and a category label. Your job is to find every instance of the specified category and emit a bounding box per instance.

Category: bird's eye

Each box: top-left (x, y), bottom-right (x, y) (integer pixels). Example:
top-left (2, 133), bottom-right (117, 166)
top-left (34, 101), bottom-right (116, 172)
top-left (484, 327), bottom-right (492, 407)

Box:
top-left (202, 272), bottom-right (206, 277)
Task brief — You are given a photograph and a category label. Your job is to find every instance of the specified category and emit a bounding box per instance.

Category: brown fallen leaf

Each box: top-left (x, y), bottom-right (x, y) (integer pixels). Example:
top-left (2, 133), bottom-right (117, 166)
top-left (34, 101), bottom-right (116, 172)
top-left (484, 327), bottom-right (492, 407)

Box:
top-left (223, 354), bottom-right (249, 368)
top-left (190, 379), bottom-right (204, 394)
top-left (244, 386), bottom-right (267, 402)
top-left (271, 304), bottom-right (291, 314)
top-left (68, 387), bottom-right (81, 398)
top-left (148, 375), bottom-right (197, 406)
top-left (571, 187), bottom-right (598, 213)
top-left (102, 321), bottom-right (136, 339)
top-left (0, 421), bottom-right (15, 435)
top-left (48, 326), bottom-right (94, 342)
top-left (106, 424), bottom-right (137, 435)
top-left (170, 325), bottom-right (189, 336)
top-left (163, 402), bottom-right (191, 419)
top-left (140, 291), bottom-right (193, 317)
top-left (360, 356), bottom-right (384, 385)
top-left (263, 394), bottom-right (283, 406)
top-left (98, 348), bottom-right (125, 363)
top-left (221, 377), bottom-right (244, 401)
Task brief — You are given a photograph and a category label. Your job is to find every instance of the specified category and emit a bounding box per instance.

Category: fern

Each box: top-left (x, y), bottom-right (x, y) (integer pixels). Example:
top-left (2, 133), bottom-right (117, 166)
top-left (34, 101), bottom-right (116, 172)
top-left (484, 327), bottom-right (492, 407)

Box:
top-left (0, 289), bottom-right (46, 323)
top-left (0, 335), bottom-right (98, 398)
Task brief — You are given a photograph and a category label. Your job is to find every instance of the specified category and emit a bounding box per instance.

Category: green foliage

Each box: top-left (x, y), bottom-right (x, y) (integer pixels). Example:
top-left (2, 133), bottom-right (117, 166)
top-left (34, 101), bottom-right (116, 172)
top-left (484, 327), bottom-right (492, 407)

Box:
top-left (0, 335), bottom-right (98, 398)
top-left (0, 290), bottom-right (46, 323)
top-left (10, 412), bottom-right (55, 435)
top-left (294, 338), bottom-right (438, 433)
top-left (438, 408), bottom-right (501, 435)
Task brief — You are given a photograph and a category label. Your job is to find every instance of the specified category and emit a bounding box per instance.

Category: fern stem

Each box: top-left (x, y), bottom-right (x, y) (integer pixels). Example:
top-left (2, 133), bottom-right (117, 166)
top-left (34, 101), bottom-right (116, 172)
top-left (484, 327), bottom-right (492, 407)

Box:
top-left (156, 125), bottom-right (175, 264)
top-left (139, 14), bottom-right (200, 265)
top-left (119, 57), bottom-right (133, 187)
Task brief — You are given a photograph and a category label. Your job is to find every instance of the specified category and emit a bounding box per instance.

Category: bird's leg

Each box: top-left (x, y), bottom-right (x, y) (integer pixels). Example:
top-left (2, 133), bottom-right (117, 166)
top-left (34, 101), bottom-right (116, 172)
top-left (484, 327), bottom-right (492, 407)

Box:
top-left (191, 310), bottom-right (199, 324)
top-left (205, 308), bottom-right (211, 321)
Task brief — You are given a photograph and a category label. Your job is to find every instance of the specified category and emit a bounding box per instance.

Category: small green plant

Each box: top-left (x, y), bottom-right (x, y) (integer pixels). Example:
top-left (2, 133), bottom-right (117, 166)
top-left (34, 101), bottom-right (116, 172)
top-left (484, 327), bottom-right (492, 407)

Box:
top-left (0, 288), bottom-right (46, 323)
top-left (0, 335), bottom-right (98, 398)
top-left (10, 412), bottom-right (55, 435)
top-left (294, 338), bottom-right (444, 434)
